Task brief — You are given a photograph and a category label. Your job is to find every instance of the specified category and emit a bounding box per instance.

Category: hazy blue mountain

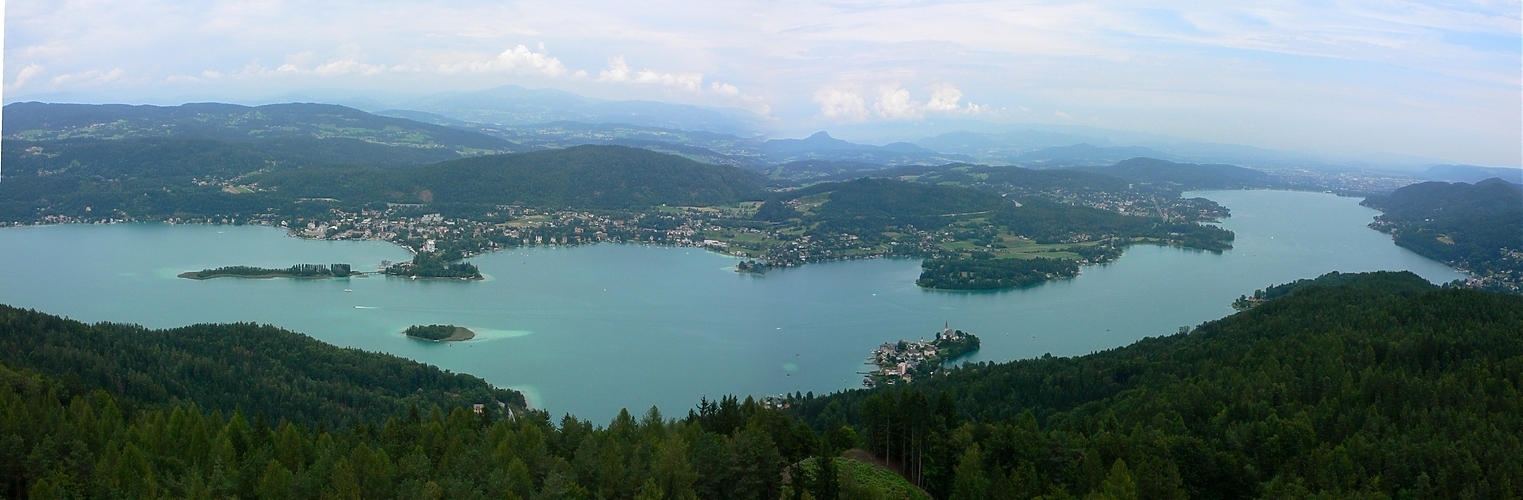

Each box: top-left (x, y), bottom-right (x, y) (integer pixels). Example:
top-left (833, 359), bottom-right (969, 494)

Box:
top-left (1421, 164), bottom-right (1523, 184)
top-left (760, 131), bottom-right (973, 165)
top-left (1074, 157), bottom-right (1273, 189)
top-left (374, 108), bottom-right (486, 129)
top-left (398, 84), bottom-right (766, 134)
top-left (915, 129), bottom-right (1114, 158)
top-left (1011, 143), bottom-right (1176, 165)
top-left (2, 101), bottom-right (522, 153)
top-left (914, 128), bottom-right (1330, 168)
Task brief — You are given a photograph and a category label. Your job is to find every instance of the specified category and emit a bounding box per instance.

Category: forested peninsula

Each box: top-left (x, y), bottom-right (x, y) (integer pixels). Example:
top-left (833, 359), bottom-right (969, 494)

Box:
top-left (2, 271), bottom-right (1520, 498)
top-left (1362, 178), bottom-right (1523, 293)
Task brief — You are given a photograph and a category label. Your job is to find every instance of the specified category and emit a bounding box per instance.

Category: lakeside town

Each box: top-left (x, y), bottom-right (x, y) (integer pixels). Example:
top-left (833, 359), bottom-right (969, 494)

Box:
top-left (864, 324), bottom-right (982, 388)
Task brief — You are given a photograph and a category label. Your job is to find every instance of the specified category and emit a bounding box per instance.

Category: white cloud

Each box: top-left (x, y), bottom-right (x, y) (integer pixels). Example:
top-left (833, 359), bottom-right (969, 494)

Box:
top-left (5, 64), bottom-right (45, 92)
top-left (814, 88), bottom-right (869, 121)
top-left (709, 82), bottom-right (740, 96)
top-left (438, 45), bottom-right (568, 76)
top-left (1, 0), bottom-right (1515, 164)
top-left (599, 56), bottom-right (704, 93)
top-left (50, 68), bottom-right (124, 86)
top-left (314, 60), bottom-right (390, 76)
top-left (872, 87), bottom-right (922, 120)
top-left (819, 84), bottom-right (983, 121)
top-left (924, 85), bottom-right (963, 112)
top-left (599, 56), bottom-right (633, 82)
top-left (925, 84), bottom-right (985, 115)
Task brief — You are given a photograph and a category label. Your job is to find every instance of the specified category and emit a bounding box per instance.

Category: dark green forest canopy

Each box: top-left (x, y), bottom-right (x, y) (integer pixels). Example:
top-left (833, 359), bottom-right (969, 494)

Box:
top-left (791, 272), bottom-right (1523, 498)
top-left (0, 305), bottom-right (523, 427)
top-left (1361, 178), bottom-right (1523, 287)
top-left (1233, 270), bottom-right (1437, 308)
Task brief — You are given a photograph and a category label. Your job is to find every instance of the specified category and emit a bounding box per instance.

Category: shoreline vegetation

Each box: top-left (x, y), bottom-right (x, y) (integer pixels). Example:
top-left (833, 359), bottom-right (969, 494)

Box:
top-left (178, 263), bottom-right (360, 280)
top-left (404, 324), bottom-right (475, 342)
top-left (4, 141), bottom-right (1249, 291)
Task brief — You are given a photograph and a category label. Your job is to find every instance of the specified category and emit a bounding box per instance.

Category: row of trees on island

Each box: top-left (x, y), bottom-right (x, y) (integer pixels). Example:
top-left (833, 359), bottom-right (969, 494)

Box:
top-left (917, 256), bottom-right (1080, 290)
top-left (182, 263), bottom-right (354, 279)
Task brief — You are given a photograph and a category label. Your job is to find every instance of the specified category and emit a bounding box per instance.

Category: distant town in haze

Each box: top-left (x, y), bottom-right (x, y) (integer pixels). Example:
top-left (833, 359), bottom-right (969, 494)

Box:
top-left (2, 1), bottom-right (1520, 498)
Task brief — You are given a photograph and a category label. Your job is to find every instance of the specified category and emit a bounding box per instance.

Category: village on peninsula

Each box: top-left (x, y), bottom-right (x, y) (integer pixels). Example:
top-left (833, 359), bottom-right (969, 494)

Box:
top-left (864, 323), bottom-right (981, 388)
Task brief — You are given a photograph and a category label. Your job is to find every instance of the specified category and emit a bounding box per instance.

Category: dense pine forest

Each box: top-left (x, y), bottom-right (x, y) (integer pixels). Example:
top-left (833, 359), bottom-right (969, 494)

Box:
top-left (793, 271), bottom-right (1523, 498)
top-left (3, 271), bottom-right (1521, 498)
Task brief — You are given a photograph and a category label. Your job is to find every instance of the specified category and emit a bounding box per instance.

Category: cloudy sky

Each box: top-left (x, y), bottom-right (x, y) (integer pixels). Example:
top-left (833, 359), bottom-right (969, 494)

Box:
top-left (4, 0), bottom-right (1520, 166)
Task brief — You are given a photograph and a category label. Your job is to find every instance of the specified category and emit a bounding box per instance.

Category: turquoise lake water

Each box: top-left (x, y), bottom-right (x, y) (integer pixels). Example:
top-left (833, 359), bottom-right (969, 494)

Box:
top-left (0, 190), bottom-right (1464, 420)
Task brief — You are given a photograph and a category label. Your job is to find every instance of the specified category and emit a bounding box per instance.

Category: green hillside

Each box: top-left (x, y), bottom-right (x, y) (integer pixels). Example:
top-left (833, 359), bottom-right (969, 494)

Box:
top-left (0, 305), bottom-right (523, 427)
top-left (1076, 157), bottom-right (1273, 190)
top-left (1362, 178), bottom-right (1523, 292)
top-left (0, 144), bottom-right (766, 223)
top-left (792, 272), bottom-right (1523, 498)
top-left (257, 144), bottom-right (768, 209)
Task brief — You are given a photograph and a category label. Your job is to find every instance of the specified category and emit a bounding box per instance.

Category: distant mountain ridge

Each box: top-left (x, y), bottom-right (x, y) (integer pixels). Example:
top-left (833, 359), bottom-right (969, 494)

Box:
top-left (1012, 143), bottom-right (1176, 165)
top-left (398, 84), bottom-right (766, 135)
top-left (1421, 164), bottom-right (1523, 184)
top-left (3, 101), bottom-right (521, 154)
top-left (1074, 157), bottom-right (1274, 189)
top-left (759, 131), bottom-right (973, 165)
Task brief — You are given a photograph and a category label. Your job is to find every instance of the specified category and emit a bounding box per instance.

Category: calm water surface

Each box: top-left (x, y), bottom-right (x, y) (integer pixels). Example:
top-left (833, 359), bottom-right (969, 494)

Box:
top-left (0, 190), bottom-right (1463, 420)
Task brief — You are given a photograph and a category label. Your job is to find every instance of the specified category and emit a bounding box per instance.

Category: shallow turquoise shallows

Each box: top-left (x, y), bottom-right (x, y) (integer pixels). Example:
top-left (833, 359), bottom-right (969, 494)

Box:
top-left (0, 190), bottom-right (1464, 420)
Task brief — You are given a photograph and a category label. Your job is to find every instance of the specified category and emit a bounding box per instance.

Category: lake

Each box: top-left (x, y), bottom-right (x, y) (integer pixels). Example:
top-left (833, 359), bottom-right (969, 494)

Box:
top-left (0, 190), bottom-right (1464, 421)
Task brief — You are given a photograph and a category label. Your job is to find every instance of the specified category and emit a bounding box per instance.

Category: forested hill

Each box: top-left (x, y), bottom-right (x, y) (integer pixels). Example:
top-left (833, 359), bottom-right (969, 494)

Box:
top-left (2, 101), bottom-right (518, 153)
top-left (259, 144), bottom-right (768, 209)
top-left (1362, 178), bottom-right (1523, 292)
top-left (2, 135), bottom-right (468, 180)
top-left (1, 143), bottom-right (766, 223)
top-left (1075, 157), bottom-right (1273, 189)
top-left (790, 271), bottom-right (1523, 498)
top-left (0, 304), bottom-right (524, 427)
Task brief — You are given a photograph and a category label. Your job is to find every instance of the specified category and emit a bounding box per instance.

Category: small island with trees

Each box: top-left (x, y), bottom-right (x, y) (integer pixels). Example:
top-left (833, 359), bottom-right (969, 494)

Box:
top-left (403, 324), bottom-right (476, 342)
top-left (916, 254), bottom-right (1083, 290)
top-left (179, 263), bottom-right (359, 280)
top-left (864, 324), bottom-right (980, 387)
top-left (383, 252), bottom-right (483, 280)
